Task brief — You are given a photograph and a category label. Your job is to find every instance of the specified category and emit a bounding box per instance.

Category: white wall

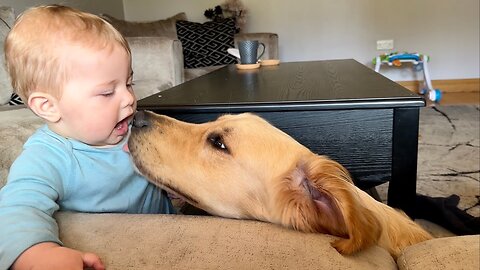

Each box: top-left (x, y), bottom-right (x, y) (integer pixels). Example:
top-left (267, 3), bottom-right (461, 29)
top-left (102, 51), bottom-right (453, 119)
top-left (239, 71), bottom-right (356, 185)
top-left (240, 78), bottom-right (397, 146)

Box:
top-left (123, 0), bottom-right (479, 81)
top-left (0, 0), bottom-right (124, 18)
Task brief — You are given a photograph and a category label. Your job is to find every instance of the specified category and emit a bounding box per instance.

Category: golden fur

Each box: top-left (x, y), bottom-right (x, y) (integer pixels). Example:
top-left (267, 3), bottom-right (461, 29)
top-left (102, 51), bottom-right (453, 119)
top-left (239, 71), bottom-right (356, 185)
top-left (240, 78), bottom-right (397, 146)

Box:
top-left (128, 111), bottom-right (432, 258)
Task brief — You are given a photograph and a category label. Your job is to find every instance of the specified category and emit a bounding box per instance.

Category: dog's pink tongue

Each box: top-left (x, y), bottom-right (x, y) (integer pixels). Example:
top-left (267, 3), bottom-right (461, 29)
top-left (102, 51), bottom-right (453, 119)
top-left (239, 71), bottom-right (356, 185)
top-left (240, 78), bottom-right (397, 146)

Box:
top-left (123, 143), bottom-right (129, 152)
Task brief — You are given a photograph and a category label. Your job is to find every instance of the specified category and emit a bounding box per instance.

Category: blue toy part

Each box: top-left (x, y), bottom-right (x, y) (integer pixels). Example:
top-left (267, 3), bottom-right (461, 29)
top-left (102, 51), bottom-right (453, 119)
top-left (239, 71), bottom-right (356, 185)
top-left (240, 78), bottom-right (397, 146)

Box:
top-left (425, 89), bottom-right (442, 102)
top-left (430, 89), bottom-right (442, 102)
top-left (388, 53), bottom-right (420, 62)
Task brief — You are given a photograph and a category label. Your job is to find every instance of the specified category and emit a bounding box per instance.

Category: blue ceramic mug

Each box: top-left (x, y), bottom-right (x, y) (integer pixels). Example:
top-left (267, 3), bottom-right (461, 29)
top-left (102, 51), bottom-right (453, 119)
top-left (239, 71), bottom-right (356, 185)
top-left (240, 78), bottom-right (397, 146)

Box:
top-left (237, 40), bottom-right (265, 64)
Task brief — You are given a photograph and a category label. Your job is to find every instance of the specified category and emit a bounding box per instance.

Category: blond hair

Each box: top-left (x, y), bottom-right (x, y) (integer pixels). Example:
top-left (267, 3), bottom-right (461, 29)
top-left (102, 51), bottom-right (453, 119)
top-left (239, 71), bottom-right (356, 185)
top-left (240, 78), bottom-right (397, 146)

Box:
top-left (4, 5), bottom-right (131, 102)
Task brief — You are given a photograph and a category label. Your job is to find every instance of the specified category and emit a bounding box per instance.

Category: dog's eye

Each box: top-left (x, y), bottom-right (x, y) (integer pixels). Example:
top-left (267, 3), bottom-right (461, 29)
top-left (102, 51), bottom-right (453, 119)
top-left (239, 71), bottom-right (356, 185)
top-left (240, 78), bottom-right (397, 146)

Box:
top-left (207, 134), bottom-right (229, 153)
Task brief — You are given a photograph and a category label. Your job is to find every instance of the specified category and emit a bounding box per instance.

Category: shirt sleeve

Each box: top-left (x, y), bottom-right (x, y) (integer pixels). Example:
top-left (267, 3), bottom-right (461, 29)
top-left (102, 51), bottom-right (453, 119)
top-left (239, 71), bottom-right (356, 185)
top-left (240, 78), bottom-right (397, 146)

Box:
top-left (0, 144), bottom-right (66, 269)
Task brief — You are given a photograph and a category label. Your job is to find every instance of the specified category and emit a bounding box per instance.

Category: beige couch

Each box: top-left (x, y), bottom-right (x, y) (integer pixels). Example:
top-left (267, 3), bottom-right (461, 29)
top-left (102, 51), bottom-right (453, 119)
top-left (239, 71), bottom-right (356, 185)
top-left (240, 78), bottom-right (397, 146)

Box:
top-left (0, 110), bottom-right (478, 270)
top-left (1, 7), bottom-right (479, 270)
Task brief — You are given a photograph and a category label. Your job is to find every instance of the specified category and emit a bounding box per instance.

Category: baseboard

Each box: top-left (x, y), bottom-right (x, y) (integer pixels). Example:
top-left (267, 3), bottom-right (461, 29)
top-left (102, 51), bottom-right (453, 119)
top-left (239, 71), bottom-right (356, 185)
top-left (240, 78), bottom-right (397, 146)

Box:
top-left (397, 78), bottom-right (480, 93)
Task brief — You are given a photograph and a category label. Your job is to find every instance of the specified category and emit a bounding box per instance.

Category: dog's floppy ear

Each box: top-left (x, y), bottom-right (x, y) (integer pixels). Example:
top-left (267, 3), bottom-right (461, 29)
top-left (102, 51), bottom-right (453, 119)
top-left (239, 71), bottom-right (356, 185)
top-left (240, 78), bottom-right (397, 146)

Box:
top-left (275, 154), bottom-right (381, 255)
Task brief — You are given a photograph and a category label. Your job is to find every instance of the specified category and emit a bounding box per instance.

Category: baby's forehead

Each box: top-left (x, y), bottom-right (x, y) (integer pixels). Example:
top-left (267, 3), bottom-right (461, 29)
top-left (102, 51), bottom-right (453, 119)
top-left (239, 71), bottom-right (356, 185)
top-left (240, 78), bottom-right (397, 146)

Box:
top-left (60, 42), bottom-right (131, 72)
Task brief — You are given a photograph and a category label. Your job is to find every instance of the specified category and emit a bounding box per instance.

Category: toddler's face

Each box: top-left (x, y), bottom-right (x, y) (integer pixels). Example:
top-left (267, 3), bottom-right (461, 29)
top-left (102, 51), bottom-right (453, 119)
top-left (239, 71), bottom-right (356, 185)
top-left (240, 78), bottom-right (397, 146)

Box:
top-left (55, 44), bottom-right (136, 146)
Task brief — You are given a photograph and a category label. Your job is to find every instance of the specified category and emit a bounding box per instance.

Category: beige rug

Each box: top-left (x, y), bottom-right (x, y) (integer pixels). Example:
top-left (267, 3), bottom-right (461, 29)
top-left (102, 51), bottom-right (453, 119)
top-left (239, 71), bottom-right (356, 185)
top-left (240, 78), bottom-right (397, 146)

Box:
top-left (377, 104), bottom-right (480, 237)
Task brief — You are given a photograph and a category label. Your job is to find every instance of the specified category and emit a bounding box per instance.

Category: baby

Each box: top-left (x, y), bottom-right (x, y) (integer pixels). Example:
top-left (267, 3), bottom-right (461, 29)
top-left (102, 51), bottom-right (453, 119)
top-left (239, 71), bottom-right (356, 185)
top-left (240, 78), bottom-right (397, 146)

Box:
top-left (0, 5), bottom-right (174, 270)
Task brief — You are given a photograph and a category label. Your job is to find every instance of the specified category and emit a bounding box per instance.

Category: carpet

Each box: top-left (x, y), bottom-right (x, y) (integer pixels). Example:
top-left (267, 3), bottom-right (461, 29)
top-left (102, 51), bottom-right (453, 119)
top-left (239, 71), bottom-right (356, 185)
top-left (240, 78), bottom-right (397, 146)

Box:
top-left (377, 104), bottom-right (480, 236)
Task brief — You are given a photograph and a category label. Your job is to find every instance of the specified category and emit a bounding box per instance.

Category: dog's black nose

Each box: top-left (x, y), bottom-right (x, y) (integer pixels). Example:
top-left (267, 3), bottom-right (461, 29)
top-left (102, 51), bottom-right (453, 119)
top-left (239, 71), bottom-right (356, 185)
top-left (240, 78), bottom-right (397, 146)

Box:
top-left (133, 111), bottom-right (150, 128)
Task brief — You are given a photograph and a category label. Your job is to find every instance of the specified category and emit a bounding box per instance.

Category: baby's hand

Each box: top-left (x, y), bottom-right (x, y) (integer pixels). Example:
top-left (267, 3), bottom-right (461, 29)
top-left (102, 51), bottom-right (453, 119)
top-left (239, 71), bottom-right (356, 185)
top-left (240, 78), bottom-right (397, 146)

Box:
top-left (12, 242), bottom-right (105, 270)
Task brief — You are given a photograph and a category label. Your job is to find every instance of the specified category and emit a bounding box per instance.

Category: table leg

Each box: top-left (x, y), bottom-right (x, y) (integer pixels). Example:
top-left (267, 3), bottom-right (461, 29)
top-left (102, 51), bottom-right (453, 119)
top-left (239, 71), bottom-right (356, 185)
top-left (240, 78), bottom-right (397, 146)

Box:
top-left (388, 107), bottom-right (421, 218)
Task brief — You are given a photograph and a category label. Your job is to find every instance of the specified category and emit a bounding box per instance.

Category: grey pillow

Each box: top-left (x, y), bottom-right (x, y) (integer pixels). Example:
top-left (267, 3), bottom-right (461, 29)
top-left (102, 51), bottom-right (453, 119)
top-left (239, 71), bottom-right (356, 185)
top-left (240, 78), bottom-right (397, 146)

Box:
top-left (101, 12), bottom-right (187, 40)
top-left (0, 6), bottom-right (15, 105)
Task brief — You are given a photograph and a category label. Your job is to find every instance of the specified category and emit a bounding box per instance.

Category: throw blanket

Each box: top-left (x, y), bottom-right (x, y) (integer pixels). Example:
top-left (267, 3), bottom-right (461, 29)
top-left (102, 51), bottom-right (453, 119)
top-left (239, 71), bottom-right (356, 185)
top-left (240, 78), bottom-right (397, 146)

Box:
top-left (416, 193), bottom-right (480, 235)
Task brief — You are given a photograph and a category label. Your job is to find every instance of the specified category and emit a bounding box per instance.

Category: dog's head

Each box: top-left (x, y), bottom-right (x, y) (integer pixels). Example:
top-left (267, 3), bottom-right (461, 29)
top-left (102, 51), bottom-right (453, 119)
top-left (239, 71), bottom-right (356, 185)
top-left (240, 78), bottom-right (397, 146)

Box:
top-left (128, 111), bottom-right (380, 254)
top-left (128, 111), bottom-right (310, 217)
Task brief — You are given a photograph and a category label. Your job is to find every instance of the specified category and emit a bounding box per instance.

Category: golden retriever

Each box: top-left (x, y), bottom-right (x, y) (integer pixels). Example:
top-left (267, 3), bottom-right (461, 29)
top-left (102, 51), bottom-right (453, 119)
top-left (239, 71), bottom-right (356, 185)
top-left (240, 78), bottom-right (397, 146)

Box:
top-left (127, 111), bottom-right (432, 258)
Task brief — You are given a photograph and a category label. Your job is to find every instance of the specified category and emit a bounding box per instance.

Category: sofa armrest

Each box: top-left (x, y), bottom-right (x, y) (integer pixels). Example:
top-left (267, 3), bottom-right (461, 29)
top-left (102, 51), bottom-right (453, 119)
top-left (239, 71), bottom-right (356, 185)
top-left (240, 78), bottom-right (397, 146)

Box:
top-left (126, 37), bottom-right (185, 100)
top-left (234, 33), bottom-right (279, 60)
top-left (398, 235), bottom-right (480, 270)
top-left (56, 212), bottom-right (396, 270)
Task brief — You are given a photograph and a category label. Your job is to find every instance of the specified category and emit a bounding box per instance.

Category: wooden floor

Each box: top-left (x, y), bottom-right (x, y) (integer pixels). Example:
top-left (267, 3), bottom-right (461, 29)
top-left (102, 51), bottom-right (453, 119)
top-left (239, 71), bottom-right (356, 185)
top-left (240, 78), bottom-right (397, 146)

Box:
top-left (427, 91), bottom-right (479, 106)
top-left (398, 78), bottom-right (479, 106)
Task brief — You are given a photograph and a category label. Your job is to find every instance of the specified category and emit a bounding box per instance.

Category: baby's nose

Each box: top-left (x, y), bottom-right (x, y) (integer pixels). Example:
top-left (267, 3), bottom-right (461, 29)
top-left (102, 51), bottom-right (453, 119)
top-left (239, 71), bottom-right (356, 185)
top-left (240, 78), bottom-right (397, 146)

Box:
top-left (133, 111), bottom-right (150, 128)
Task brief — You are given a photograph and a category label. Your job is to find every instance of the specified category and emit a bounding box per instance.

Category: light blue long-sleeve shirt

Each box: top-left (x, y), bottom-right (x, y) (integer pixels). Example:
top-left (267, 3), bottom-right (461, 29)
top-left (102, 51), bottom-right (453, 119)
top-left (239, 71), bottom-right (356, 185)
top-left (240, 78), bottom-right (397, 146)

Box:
top-left (0, 125), bottom-right (174, 269)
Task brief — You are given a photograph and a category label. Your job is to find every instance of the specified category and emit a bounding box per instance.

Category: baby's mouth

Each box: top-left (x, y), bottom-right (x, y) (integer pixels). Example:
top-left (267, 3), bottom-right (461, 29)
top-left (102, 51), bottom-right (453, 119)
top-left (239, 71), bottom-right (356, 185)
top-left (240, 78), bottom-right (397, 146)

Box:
top-left (115, 118), bottom-right (130, 136)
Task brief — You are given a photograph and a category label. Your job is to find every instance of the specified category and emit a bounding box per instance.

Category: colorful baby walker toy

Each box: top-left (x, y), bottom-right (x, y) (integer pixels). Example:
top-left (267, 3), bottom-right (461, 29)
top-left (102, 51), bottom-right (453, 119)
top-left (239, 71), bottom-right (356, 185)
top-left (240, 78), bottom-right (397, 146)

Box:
top-left (373, 52), bottom-right (442, 102)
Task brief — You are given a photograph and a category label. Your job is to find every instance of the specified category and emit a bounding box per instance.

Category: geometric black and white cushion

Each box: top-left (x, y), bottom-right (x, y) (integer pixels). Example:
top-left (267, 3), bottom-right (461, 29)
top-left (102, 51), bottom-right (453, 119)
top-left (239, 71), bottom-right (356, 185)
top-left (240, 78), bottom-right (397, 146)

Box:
top-left (8, 93), bottom-right (24, 105)
top-left (176, 18), bottom-right (237, 68)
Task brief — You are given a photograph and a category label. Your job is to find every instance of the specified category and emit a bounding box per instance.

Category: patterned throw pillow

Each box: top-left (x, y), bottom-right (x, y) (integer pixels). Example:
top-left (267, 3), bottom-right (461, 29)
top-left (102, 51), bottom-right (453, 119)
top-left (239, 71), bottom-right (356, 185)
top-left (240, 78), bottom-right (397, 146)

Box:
top-left (8, 93), bottom-right (23, 106)
top-left (176, 18), bottom-right (237, 68)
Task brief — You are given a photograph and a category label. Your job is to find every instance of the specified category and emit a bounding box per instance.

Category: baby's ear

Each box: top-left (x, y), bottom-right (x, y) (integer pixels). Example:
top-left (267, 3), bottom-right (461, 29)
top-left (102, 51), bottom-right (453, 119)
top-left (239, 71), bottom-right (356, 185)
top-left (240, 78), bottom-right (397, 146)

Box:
top-left (28, 92), bottom-right (61, 123)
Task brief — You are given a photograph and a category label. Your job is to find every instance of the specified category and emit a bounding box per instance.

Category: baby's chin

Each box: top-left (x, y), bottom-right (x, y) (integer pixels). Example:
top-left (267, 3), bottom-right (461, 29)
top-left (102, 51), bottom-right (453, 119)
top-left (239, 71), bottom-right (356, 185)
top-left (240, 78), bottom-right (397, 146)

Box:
top-left (88, 134), bottom-right (128, 148)
top-left (84, 118), bottom-right (133, 147)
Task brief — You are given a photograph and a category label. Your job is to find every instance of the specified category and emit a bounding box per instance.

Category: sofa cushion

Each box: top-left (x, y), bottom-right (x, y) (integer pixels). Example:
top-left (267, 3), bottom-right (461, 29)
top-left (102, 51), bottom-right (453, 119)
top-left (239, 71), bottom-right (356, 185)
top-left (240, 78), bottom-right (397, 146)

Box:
top-left (101, 13), bottom-right (187, 40)
top-left (0, 6), bottom-right (15, 105)
top-left (132, 79), bottom-right (173, 100)
top-left (0, 107), bottom-right (40, 189)
top-left (176, 18), bottom-right (237, 68)
top-left (126, 36), bottom-right (184, 99)
top-left (398, 235), bottom-right (480, 270)
top-left (57, 212), bottom-right (397, 270)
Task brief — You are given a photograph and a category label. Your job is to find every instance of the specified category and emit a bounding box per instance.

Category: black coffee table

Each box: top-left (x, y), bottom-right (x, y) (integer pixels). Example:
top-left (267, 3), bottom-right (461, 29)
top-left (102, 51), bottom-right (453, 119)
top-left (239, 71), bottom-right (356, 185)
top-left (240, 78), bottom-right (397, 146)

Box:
top-left (138, 59), bottom-right (425, 217)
